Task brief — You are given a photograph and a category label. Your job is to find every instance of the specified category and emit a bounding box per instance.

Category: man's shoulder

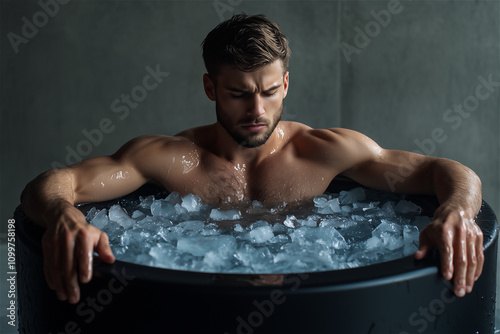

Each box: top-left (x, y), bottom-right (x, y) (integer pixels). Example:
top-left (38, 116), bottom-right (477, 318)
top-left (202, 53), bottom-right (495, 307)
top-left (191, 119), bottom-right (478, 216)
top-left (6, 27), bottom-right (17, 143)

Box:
top-left (289, 124), bottom-right (364, 146)
top-left (125, 134), bottom-right (191, 147)
top-left (114, 134), bottom-right (196, 158)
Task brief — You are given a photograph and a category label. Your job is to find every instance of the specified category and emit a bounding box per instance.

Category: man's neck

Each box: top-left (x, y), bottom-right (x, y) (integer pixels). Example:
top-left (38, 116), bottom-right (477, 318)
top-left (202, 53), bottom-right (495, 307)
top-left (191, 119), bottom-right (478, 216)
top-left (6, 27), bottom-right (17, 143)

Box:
top-left (212, 122), bottom-right (285, 166)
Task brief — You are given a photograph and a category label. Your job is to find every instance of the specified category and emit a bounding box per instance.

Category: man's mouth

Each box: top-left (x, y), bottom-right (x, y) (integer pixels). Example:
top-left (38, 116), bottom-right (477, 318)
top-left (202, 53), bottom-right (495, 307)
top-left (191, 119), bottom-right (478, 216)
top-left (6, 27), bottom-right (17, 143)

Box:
top-left (241, 123), bottom-right (267, 132)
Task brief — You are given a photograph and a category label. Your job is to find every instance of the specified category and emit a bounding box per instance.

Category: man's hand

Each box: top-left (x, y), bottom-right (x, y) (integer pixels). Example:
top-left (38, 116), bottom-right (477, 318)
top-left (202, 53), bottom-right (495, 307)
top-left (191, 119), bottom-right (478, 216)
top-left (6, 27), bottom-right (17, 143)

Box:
top-left (414, 203), bottom-right (484, 297)
top-left (41, 202), bottom-right (115, 304)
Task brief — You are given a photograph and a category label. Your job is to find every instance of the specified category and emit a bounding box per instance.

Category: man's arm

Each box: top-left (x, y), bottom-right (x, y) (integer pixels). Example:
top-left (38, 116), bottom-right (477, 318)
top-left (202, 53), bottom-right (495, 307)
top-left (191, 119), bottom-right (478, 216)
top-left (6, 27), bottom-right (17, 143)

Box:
top-left (326, 128), bottom-right (483, 297)
top-left (20, 135), bottom-right (171, 304)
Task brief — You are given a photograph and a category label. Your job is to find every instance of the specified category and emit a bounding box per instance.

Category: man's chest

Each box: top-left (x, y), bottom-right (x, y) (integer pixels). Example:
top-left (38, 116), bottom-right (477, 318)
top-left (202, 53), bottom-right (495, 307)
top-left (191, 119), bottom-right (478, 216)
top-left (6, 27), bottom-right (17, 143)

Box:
top-left (170, 156), bottom-right (337, 204)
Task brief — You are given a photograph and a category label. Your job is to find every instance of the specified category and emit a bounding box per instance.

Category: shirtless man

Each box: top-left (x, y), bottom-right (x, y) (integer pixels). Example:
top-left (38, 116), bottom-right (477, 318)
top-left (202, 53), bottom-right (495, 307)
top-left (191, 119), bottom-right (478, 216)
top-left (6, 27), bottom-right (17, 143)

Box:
top-left (21, 14), bottom-right (484, 305)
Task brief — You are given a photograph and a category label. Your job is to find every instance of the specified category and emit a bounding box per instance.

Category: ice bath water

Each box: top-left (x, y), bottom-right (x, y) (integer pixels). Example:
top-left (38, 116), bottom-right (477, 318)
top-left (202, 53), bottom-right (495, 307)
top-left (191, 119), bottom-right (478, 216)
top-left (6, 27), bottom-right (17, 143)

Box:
top-left (84, 187), bottom-right (431, 273)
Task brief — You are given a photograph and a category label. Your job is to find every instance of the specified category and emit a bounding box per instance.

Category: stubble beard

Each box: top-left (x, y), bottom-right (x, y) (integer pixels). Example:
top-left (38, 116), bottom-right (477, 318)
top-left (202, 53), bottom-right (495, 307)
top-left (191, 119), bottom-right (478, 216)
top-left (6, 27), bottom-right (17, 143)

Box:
top-left (216, 102), bottom-right (283, 148)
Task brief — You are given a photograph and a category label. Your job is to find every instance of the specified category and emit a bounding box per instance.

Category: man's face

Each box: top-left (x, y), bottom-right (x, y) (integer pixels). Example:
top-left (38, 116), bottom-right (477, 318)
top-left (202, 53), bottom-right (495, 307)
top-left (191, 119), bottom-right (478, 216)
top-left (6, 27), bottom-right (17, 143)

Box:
top-left (204, 60), bottom-right (289, 148)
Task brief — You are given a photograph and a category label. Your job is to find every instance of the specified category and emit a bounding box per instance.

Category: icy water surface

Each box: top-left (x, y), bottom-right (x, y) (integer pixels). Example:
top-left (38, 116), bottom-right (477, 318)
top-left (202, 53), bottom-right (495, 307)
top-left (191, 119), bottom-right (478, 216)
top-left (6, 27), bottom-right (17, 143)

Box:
top-left (84, 187), bottom-right (432, 273)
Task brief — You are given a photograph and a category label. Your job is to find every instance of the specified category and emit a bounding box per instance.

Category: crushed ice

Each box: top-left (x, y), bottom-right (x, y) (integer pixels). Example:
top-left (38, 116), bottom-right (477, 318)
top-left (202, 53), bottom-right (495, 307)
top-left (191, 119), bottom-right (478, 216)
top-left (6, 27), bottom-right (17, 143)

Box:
top-left (84, 187), bottom-right (431, 273)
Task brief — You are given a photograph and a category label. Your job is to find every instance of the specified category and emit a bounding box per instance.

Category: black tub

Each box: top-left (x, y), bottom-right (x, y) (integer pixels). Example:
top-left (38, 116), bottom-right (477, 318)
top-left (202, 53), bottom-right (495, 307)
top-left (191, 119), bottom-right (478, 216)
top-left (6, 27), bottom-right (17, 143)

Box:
top-left (15, 179), bottom-right (498, 334)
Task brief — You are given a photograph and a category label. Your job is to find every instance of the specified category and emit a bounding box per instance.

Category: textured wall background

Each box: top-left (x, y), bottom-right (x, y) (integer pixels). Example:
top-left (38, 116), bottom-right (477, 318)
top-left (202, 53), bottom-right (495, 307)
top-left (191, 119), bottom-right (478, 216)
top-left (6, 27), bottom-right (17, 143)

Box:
top-left (1, 0), bottom-right (499, 332)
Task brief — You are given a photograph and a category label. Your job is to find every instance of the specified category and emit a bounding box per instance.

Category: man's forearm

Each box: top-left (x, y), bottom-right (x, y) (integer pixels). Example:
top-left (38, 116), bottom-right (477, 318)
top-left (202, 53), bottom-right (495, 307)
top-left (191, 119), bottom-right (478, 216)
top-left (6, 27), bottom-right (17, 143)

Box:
top-left (430, 158), bottom-right (482, 217)
top-left (21, 168), bottom-right (77, 228)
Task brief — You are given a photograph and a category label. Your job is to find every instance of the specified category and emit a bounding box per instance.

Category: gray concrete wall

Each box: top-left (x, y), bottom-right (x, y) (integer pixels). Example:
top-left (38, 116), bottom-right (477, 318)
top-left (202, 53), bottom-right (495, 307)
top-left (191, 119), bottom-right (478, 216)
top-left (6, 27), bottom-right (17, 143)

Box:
top-left (1, 0), bottom-right (499, 332)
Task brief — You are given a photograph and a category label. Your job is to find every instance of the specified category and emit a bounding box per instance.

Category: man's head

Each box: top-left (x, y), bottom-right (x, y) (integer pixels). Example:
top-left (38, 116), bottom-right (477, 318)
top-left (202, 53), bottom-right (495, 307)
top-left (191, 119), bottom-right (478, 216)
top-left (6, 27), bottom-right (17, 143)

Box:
top-left (202, 14), bottom-right (290, 148)
top-left (202, 13), bottom-right (291, 78)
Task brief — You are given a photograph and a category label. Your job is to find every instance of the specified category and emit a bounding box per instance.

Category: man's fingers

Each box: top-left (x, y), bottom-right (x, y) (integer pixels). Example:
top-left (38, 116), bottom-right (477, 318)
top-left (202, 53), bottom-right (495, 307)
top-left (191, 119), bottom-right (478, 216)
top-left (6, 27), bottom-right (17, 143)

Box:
top-left (43, 233), bottom-right (67, 301)
top-left (60, 229), bottom-right (80, 304)
top-left (474, 224), bottom-right (484, 281)
top-left (413, 247), bottom-right (428, 260)
top-left (465, 236), bottom-right (477, 293)
top-left (452, 224), bottom-right (467, 297)
top-left (96, 232), bottom-right (115, 263)
top-left (439, 239), bottom-right (454, 281)
top-left (77, 231), bottom-right (94, 284)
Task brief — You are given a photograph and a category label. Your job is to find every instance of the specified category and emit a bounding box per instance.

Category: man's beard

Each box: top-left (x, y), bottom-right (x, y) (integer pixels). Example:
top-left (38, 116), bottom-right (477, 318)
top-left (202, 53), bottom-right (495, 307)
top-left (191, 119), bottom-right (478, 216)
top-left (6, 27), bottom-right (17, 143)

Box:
top-left (216, 102), bottom-right (283, 148)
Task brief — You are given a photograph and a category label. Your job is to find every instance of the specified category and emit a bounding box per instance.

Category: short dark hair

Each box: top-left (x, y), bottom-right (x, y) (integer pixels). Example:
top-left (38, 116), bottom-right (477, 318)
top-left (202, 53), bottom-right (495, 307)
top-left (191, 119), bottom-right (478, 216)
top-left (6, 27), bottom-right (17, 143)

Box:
top-left (202, 14), bottom-right (291, 77)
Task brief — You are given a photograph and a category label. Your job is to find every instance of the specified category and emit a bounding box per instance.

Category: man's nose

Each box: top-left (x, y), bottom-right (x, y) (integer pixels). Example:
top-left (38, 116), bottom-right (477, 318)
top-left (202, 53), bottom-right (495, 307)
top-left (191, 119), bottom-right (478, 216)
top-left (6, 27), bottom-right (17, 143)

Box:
top-left (247, 94), bottom-right (265, 117)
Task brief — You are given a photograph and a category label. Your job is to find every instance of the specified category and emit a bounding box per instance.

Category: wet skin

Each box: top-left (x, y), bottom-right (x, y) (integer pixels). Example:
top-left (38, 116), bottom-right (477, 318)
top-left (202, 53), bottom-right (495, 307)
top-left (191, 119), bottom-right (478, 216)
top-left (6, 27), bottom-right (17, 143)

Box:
top-left (21, 60), bottom-right (484, 304)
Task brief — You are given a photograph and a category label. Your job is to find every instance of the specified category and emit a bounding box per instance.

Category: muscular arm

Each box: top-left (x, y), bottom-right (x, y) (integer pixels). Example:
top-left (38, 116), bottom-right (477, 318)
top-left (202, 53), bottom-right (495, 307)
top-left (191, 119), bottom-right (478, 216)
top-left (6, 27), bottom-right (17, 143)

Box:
top-left (20, 135), bottom-right (175, 304)
top-left (322, 128), bottom-right (483, 297)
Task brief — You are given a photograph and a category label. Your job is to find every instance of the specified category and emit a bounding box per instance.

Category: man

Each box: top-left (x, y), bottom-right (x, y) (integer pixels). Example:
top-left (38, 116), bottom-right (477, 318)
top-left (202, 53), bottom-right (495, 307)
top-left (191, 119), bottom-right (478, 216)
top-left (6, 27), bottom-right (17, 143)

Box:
top-left (21, 14), bottom-right (483, 305)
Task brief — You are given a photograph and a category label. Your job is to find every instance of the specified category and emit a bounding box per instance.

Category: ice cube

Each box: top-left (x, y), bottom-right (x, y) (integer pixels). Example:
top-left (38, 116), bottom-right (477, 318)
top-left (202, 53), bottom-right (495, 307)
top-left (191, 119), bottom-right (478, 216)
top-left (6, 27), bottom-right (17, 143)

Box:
top-left (395, 200), bottom-right (421, 214)
top-left (372, 221), bottom-right (404, 250)
top-left (341, 205), bottom-right (353, 213)
top-left (131, 210), bottom-right (146, 220)
top-left (90, 209), bottom-right (108, 229)
top-left (121, 228), bottom-right (151, 246)
top-left (151, 199), bottom-right (176, 218)
top-left (313, 195), bottom-right (330, 208)
top-left (249, 226), bottom-right (274, 243)
top-left (366, 236), bottom-right (382, 250)
top-left (108, 205), bottom-right (135, 229)
top-left (339, 223), bottom-right (372, 244)
top-left (317, 198), bottom-right (341, 214)
top-left (201, 223), bottom-right (221, 236)
top-left (381, 233), bottom-right (404, 250)
top-left (181, 193), bottom-right (203, 212)
top-left (100, 220), bottom-right (123, 243)
top-left (339, 187), bottom-right (366, 204)
top-left (139, 195), bottom-right (155, 209)
top-left (381, 201), bottom-right (396, 216)
top-left (233, 224), bottom-right (244, 232)
top-left (272, 223), bottom-right (287, 233)
top-left (283, 215), bottom-right (299, 228)
top-left (209, 208), bottom-right (241, 221)
top-left (149, 243), bottom-right (177, 267)
top-left (203, 251), bottom-right (226, 269)
top-left (372, 221), bottom-right (403, 236)
top-left (250, 220), bottom-right (270, 229)
top-left (291, 226), bottom-right (347, 249)
top-left (403, 225), bottom-right (419, 245)
top-left (319, 218), bottom-right (356, 229)
top-left (269, 234), bottom-right (290, 244)
top-left (174, 203), bottom-right (188, 216)
top-left (403, 225), bottom-right (420, 256)
top-left (300, 217), bottom-right (317, 227)
top-left (175, 220), bottom-right (205, 234)
top-left (157, 226), bottom-right (180, 242)
top-left (351, 215), bottom-right (366, 222)
top-left (177, 235), bottom-right (236, 257)
top-left (165, 192), bottom-right (182, 205)
top-left (85, 207), bottom-right (98, 221)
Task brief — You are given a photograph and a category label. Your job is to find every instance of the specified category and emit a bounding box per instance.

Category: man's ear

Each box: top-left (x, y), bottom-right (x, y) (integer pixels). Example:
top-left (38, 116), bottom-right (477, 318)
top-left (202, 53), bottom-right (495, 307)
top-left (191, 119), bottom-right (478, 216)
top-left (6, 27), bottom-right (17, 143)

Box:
top-left (203, 74), bottom-right (216, 101)
top-left (283, 71), bottom-right (289, 99)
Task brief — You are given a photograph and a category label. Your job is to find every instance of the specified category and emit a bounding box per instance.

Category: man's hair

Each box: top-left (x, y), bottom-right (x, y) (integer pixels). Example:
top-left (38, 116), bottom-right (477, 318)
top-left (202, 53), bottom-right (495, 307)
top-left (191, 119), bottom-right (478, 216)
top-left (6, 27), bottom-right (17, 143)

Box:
top-left (202, 14), bottom-right (290, 77)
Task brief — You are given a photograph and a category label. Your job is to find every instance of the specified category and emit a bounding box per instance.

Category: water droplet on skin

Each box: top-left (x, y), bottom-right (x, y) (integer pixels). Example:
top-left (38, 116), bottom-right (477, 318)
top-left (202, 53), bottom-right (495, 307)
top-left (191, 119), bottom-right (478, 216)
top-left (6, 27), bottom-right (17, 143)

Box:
top-left (181, 150), bottom-right (200, 174)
